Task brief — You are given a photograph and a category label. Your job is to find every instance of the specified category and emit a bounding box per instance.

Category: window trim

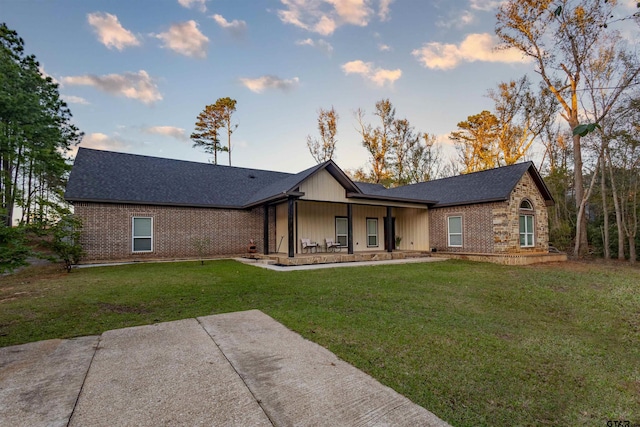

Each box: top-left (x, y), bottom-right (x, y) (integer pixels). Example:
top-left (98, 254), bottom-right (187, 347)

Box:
top-left (366, 217), bottom-right (379, 248)
top-left (132, 217), bottom-right (153, 253)
top-left (447, 215), bottom-right (463, 248)
top-left (335, 216), bottom-right (348, 247)
top-left (519, 214), bottom-right (535, 247)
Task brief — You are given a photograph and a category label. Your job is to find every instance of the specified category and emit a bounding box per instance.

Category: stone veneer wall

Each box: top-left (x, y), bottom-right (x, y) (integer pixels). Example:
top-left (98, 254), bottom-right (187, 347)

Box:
top-left (73, 202), bottom-right (276, 261)
top-left (494, 172), bottom-right (549, 253)
top-left (429, 171), bottom-right (550, 254)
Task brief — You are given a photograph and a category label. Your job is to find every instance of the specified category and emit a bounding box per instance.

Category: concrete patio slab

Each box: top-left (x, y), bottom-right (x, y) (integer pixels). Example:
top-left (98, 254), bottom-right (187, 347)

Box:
top-left (69, 318), bottom-right (271, 427)
top-left (199, 310), bottom-right (450, 427)
top-left (0, 336), bottom-right (98, 427)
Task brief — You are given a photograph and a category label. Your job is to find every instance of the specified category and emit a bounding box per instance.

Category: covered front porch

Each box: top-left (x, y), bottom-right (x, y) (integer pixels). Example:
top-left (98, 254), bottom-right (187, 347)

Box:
top-left (264, 199), bottom-right (431, 258)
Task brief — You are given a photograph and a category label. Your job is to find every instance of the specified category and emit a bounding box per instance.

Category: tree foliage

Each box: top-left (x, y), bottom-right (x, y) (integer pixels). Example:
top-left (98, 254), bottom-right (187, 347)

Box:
top-left (0, 222), bottom-right (30, 273)
top-left (490, 76), bottom-right (556, 165)
top-left (450, 110), bottom-right (499, 173)
top-left (215, 97), bottom-right (237, 166)
top-left (0, 23), bottom-right (82, 227)
top-left (51, 214), bottom-right (83, 272)
top-left (356, 99), bottom-right (442, 186)
top-left (190, 97), bottom-right (237, 165)
top-left (356, 99), bottom-right (395, 185)
top-left (496, 0), bottom-right (640, 255)
top-left (307, 106), bottom-right (338, 164)
top-left (452, 77), bottom-right (555, 174)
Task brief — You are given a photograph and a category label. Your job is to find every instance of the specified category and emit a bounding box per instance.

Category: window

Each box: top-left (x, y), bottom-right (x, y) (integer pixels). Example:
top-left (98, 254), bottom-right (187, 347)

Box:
top-left (519, 200), bottom-right (534, 247)
top-left (335, 217), bottom-right (348, 247)
top-left (520, 215), bottom-right (534, 247)
top-left (448, 216), bottom-right (462, 247)
top-left (132, 217), bottom-right (153, 252)
top-left (520, 199), bottom-right (533, 210)
top-left (366, 218), bottom-right (378, 247)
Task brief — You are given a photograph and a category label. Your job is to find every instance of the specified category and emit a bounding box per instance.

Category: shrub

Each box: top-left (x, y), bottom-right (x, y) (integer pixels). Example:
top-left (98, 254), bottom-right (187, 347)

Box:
top-left (51, 216), bottom-right (84, 272)
top-left (0, 223), bottom-right (31, 274)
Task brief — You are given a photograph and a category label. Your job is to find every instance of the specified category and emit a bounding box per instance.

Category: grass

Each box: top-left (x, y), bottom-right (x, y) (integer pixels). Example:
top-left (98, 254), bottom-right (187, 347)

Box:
top-left (1, 259), bottom-right (639, 426)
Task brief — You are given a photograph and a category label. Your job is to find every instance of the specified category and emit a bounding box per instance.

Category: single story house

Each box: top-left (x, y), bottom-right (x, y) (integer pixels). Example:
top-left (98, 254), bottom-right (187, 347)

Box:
top-left (65, 148), bottom-right (559, 263)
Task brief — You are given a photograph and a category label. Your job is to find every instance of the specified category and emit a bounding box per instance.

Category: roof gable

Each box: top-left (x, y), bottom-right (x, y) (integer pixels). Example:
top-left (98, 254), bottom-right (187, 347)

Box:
top-left (243, 159), bottom-right (362, 207)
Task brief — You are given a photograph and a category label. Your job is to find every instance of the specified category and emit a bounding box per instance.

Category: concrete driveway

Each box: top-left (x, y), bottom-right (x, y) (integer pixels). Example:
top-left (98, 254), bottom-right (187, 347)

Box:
top-left (0, 310), bottom-right (450, 426)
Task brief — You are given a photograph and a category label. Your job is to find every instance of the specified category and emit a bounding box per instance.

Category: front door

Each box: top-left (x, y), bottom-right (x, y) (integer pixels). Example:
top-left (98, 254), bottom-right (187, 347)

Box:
top-left (383, 217), bottom-right (396, 250)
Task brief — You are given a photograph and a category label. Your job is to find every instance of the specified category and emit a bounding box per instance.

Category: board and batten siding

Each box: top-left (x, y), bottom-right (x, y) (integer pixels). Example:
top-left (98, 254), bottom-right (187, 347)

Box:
top-left (275, 202), bottom-right (291, 255)
top-left (298, 169), bottom-right (349, 203)
top-left (394, 208), bottom-right (430, 251)
top-left (351, 205), bottom-right (387, 250)
top-left (295, 201), bottom-right (346, 253)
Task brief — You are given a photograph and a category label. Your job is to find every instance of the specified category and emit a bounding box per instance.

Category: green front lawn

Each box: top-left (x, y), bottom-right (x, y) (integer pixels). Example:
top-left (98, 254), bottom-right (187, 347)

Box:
top-left (1, 260), bottom-right (638, 426)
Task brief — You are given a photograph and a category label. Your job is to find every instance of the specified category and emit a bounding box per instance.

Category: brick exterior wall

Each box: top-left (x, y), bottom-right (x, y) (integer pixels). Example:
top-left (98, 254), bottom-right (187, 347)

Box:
top-left (429, 171), bottom-right (550, 254)
top-left (429, 202), bottom-right (498, 253)
top-left (73, 202), bottom-right (276, 261)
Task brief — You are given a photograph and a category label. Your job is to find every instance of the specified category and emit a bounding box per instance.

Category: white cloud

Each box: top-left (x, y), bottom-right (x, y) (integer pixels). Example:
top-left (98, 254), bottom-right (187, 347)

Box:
top-left (435, 133), bottom-right (454, 145)
top-left (62, 70), bottom-right (162, 105)
top-left (412, 33), bottom-right (528, 70)
top-left (378, 0), bottom-right (394, 21)
top-left (154, 21), bottom-right (209, 58)
top-left (62, 95), bottom-right (90, 105)
top-left (68, 132), bottom-right (128, 157)
top-left (314, 14), bottom-right (337, 35)
top-left (378, 43), bottom-right (391, 52)
top-left (326, 0), bottom-right (372, 25)
top-left (239, 75), bottom-right (300, 93)
top-left (211, 14), bottom-right (247, 37)
top-left (142, 126), bottom-right (188, 141)
top-left (437, 10), bottom-right (475, 28)
top-left (295, 38), bottom-right (333, 55)
top-left (178, 0), bottom-right (207, 12)
top-left (469, 0), bottom-right (504, 11)
top-left (296, 38), bottom-right (315, 46)
top-left (341, 59), bottom-right (401, 86)
top-left (278, 0), bottom-right (373, 36)
top-left (87, 12), bottom-right (141, 51)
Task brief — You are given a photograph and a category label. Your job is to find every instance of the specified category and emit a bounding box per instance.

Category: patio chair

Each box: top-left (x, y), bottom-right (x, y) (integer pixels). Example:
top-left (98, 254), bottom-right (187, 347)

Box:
top-left (325, 237), bottom-right (341, 252)
top-left (300, 238), bottom-right (318, 254)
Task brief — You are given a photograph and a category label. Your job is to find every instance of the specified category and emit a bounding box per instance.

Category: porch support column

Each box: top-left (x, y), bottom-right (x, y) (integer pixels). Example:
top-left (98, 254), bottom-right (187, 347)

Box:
top-left (288, 197), bottom-right (295, 258)
top-left (386, 206), bottom-right (393, 253)
top-left (263, 204), bottom-right (269, 255)
top-left (347, 203), bottom-right (353, 254)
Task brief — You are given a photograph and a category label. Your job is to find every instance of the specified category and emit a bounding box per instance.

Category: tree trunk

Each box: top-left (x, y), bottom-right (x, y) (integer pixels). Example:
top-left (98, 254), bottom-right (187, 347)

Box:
top-left (628, 235), bottom-right (636, 263)
top-left (574, 153), bottom-right (601, 257)
top-left (600, 159), bottom-right (609, 259)
top-left (572, 132), bottom-right (589, 256)
top-left (606, 150), bottom-right (625, 260)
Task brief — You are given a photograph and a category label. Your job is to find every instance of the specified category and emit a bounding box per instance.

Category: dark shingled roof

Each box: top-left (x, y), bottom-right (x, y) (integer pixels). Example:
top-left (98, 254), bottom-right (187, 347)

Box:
top-left (243, 162), bottom-right (326, 207)
top-left (354, 182), bottom-right (387, 194)
top-left (65, 148), bottom-right (291, 208)
top-left (378, 161), bottom-right (554, 207)
top-left (65, 149), bottom-right (553, 208)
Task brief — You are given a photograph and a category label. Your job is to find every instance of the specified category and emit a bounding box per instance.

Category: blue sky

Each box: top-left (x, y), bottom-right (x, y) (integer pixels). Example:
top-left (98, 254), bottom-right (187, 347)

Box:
top-left (5, 0), bottom-right (635, 174)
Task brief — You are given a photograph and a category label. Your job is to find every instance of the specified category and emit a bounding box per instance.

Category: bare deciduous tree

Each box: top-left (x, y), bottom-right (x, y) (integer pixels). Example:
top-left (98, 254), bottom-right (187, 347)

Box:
top-left (496, 0), bottom-right (640, 255)
top-left (307, 106), bottom-right (338, 163)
